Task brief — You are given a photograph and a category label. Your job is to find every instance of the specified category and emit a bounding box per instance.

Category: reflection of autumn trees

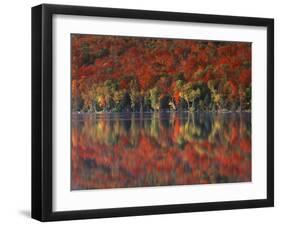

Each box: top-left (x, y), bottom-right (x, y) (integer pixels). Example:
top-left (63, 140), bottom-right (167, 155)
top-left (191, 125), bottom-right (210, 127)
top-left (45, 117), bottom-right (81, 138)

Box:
top-left (71, 113), bottom-right (251, 189)
top-left (72, 35), bottom-right (251, 113)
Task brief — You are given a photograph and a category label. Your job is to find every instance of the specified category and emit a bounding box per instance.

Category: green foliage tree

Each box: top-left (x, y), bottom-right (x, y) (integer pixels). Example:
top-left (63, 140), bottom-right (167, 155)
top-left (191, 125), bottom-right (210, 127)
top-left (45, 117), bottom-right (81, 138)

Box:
top-left (113, 90), bottom-right (126, 111)
top-left (149, 87), bottom-right (161, 111)
top-left (180, 83), bottom-right (201, 111)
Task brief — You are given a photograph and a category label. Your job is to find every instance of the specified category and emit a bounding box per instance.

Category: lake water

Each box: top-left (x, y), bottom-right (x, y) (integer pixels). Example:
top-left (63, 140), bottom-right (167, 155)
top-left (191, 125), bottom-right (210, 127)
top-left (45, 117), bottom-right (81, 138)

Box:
top-left (71, 112), bottom-right (251, 190)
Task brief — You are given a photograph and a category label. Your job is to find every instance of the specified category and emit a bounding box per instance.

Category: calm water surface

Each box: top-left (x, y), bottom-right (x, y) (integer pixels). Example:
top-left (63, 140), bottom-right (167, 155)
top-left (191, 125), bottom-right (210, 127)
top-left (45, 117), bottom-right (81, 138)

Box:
top-left (71, 112), bottom-right (251, 190)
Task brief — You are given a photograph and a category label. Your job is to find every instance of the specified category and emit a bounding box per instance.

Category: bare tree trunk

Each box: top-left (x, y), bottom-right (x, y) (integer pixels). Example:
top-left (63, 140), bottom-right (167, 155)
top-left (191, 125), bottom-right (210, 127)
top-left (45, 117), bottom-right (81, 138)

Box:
top-left (187, 99), bottom-right (190, 111)
top-left (239, 85), bottom-right (242, 112)
top-left (239, 93), bottom-right (242, 112)
top-left (140, 97), bottom-right (143, 113)
top-left (93, 102), bottom-right (97, 113)
top-left (170, 95), bottom-right (176, 111)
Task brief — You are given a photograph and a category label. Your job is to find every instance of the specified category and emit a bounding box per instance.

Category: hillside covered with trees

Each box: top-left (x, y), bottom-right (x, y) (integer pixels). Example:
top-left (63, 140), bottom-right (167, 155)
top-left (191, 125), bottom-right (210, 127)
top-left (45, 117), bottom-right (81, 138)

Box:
top-left (71, 34), bottom-right (251, 113)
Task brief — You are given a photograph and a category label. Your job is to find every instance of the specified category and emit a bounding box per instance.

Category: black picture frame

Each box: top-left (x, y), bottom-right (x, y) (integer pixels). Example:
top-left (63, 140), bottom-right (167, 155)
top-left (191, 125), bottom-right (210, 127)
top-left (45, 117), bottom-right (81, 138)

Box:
top-left (32, 3), bottom-right (274, 222)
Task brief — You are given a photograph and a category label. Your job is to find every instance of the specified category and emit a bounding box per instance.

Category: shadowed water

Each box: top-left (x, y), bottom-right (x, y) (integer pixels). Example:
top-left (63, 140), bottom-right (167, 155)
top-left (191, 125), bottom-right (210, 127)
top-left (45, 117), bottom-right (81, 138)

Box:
top-left (71, 112), bottom-right (251, 190)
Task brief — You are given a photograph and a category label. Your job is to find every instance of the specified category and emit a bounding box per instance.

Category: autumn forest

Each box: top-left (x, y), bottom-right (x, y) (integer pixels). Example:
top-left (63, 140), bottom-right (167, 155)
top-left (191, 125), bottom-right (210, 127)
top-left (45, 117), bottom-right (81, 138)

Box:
top-left (71, 35), bottom-right (251, 113)
top-left (71, 34), bottom-right (252, 190)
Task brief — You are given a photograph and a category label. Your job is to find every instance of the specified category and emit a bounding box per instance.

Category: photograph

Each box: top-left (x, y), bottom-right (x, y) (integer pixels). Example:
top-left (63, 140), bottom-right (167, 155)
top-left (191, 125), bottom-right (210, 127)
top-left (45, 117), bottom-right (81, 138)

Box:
top-left (71, 34), bottom-right (252, 190)
top-left (30, 3), bottom-right (274, 221)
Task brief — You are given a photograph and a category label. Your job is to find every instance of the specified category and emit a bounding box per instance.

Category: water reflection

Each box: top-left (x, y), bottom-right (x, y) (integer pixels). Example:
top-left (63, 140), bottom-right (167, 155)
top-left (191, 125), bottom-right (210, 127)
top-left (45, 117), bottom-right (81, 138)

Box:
top-left (71, 112), bottom-right (251, 190)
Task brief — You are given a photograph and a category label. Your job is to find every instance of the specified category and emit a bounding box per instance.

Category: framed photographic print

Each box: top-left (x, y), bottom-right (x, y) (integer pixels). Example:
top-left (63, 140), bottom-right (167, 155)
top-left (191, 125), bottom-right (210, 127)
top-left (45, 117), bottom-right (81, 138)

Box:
top-left (32, 4), bottom-right (274, 221)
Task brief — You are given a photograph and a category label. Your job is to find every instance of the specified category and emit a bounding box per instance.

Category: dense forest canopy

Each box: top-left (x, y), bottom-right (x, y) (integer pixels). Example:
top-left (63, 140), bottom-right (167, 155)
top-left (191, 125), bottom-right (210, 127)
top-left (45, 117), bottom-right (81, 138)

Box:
top-left (71, 34), bottom-right (251, 112)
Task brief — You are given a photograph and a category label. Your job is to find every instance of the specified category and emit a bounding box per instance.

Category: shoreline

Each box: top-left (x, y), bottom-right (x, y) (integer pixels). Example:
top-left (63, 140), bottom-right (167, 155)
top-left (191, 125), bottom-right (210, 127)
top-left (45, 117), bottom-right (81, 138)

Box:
top-left (72, 110), bottom-right (251, 114)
